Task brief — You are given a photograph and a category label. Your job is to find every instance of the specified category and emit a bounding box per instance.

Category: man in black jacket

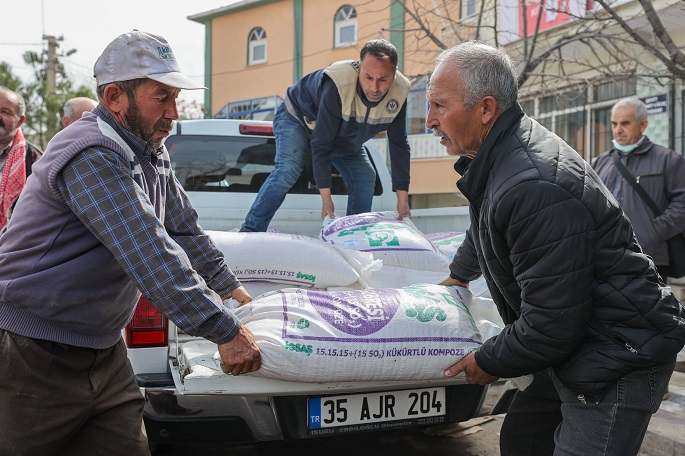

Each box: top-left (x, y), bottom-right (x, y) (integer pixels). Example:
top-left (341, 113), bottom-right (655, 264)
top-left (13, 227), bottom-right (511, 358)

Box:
top-left (593, 98), bottom-right (685, 281)
top-left (427, 41), bottom-right (685, 455)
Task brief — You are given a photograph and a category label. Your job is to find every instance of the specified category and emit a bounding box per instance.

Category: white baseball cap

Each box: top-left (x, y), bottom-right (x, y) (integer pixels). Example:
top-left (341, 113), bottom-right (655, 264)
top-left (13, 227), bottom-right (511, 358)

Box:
top-left (94, 30), bottom-right (206, 90)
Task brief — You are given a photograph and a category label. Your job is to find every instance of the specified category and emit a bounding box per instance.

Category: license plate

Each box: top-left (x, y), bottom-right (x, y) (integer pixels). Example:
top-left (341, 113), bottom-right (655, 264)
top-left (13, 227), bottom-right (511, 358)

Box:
top-left (307, 387), bottom-right (446, 434)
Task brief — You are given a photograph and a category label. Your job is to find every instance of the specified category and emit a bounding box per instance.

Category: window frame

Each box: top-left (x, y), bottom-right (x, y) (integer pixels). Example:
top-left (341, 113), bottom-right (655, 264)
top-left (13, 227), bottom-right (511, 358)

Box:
top-left (334, 5), bottom-right (358, 48)
top-left (461, 0), bottom-right (478, 19)
top-left (248, 27), bottom-right (267, 66)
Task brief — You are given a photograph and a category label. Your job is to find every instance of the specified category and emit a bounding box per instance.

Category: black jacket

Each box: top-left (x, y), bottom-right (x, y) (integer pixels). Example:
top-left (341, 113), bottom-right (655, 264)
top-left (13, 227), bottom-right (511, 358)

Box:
top-left (592, 138), bottom-right (685, 266)
top-left (25, 141), bottom-right (42, 177)
top-left (450, 104), bottom-right (685, 395)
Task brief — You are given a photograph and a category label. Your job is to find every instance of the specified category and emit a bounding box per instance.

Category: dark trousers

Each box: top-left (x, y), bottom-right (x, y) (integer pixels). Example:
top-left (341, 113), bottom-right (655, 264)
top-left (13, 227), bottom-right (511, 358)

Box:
top-left (500, 357), bottom-right (675, 456)
top-left (0, 330), bottom-right (150, 456)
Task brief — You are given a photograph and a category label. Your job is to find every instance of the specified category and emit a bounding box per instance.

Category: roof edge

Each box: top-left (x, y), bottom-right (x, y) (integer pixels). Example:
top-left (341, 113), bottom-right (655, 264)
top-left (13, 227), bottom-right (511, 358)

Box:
top-left (188, 0), bottom-right (283, 23)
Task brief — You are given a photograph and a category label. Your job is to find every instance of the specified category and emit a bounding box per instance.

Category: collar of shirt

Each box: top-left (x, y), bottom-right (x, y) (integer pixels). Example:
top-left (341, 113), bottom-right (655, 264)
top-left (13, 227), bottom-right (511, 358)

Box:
top-left (93, 105), bottom-right (163, 160)
top-left (0, 141), bottom-right (12, 159)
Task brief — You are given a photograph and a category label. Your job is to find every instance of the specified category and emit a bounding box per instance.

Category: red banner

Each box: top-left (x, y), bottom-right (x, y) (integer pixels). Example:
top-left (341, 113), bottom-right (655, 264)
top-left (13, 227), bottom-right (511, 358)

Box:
top-left (519, 0), bottom-right (575, 37)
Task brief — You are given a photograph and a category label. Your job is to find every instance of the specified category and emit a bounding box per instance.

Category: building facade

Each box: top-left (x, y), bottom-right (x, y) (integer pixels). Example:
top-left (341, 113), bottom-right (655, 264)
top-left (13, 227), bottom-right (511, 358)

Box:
top-left (189, 0), bottom-right (684, 208)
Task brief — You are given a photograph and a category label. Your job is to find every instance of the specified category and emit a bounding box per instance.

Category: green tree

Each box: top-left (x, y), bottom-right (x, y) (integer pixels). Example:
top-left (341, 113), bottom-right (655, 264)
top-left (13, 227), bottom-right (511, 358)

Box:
top-left (0, 62), bottom-right (23, 91)
top-left (21, 50), bottom-right (95, 147)
top-left (0, 53), bottom-right (95, 148)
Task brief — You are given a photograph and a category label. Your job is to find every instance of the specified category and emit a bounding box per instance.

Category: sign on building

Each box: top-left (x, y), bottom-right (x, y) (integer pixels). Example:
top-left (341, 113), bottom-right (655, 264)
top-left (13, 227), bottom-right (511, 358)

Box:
top-left (641, 94), bottom-right (668, 115)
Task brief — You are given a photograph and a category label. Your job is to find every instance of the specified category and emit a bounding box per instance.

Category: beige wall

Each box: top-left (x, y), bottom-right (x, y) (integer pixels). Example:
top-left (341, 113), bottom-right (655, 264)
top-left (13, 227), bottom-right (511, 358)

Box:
top-left (401, 1), bottom-right (461, 79)
top-left (208, 0), bottom-right (453, 113)
top-left (206, 0), bottom-right (463, 199)
top-left (300, 0), bottom-right (383, 73)
top-left (210, 1), bottom-right (295, 112)
top-left (410, 158), bottom-right (462, 195)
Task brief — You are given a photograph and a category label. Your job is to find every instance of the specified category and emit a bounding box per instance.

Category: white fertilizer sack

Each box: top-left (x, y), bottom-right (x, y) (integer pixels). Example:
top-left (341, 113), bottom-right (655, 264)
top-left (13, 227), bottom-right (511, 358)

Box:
top-left (469, 297), bottom-right (505, 340)
top-left (207, 231), bottom-right (378, 288)
top-left (364, 265), bottom-right (447, 290)
top-left (320, 212), bottom-right (451, 272)
top-left (425, 231), bottom-right (466, 260)
top-left (227, 284), bottom-right (482, 382)
top-left (469, 277), bottom-right (492, 299)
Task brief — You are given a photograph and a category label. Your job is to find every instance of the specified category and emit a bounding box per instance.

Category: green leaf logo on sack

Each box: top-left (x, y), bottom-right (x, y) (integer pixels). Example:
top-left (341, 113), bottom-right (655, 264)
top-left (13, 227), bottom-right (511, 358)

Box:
top-left (337, 224), bottom-right (404, 247)
top-left (403, 287), bottom-right (447, 322)
top-left (405, 304), bottom-right (447, 322)
top-left (306, 289), bottom-right (401, 335)
top-left (296, 318), bottom-right (310, 330)
top-left (322, 212), bottom-right (411, 245)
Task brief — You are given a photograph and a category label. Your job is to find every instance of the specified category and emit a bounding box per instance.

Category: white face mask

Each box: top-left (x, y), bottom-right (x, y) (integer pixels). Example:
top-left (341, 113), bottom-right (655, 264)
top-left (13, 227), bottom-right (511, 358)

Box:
top-left (612, 139), bottom-right (639, 154)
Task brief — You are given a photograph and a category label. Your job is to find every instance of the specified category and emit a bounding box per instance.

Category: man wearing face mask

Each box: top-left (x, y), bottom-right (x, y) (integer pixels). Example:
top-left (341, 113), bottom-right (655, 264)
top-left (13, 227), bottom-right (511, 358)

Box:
top-left (593, 98), bottom-right (685, 281)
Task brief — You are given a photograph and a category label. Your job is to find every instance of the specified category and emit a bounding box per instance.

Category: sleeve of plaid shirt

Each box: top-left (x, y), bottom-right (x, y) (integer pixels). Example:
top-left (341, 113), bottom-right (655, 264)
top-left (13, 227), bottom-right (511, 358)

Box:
top-left (56, 147), bottom-right (241, 344)
top-left (163, 165), bottom-right (241, 299)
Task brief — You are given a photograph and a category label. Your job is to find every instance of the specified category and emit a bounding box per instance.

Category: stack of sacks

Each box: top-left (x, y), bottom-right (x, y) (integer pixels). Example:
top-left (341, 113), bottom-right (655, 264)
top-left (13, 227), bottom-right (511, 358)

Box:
top-left (207, 231), bottom-right (381, 299)
top-left (422, 231), bottom-right (493, 298)
top-left (423, 231), bottom-right (492, 299)
top-left (319, 212), bottom-right (451, 289)
top-left (220, 284), bottom-right (484, 382)
top-left (425, 231), bottom-right (466, 260)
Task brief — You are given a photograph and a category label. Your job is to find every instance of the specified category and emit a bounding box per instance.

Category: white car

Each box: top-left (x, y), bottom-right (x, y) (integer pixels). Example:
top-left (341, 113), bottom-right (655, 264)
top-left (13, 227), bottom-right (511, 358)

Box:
top-left (124, 119), bottom-right (511, 451)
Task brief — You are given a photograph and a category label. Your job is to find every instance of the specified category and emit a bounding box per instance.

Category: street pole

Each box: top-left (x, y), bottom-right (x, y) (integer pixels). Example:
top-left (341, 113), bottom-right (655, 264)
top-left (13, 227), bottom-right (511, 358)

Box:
top-left (42, 35), bottom-right (62, 140)
top-left (43, 35), bottom-right (61, 96)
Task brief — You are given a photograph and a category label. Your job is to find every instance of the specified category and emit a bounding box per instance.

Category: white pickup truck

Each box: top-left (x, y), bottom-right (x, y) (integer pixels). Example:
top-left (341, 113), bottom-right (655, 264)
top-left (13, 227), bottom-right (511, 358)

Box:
top-left (125, 119), bottom-right (513, 451)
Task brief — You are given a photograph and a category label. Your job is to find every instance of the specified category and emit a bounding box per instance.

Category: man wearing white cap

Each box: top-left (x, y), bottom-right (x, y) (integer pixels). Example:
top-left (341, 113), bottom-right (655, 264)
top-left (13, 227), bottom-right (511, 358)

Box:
top-left (0, 30), bottom-right (261, 453)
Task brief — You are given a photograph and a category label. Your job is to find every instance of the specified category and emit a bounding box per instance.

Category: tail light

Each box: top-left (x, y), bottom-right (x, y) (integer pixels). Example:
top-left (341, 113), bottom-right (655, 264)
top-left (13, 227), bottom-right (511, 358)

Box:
top-left (125, 296), bottom-right (168, 348)
top-left (239, 124), bottom-right (274, 136)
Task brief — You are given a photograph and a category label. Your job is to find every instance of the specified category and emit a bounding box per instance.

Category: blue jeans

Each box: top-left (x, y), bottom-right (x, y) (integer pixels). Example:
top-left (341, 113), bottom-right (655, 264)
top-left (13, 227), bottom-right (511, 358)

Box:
top-left (500, 357), bottom-right (675, 456)
top-left (241, 102), bottom-right (377, 232)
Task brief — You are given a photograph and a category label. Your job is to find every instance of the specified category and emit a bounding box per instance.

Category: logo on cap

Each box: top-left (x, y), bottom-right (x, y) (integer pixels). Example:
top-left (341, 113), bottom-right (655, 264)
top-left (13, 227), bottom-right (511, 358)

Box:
top-left (157, 46), bottom-right (175, 61)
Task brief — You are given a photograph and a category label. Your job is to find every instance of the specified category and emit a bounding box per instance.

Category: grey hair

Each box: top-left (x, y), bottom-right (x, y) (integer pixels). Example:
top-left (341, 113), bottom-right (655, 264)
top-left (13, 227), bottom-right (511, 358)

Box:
top-left (63, 99), bottom-right (76, 120)
top-left (435, 41), bottom-right (518, 111)
top-left (0, 86), bottom-right (26, 117)
top-left (96, 78), bottom-right (147, 100)
top-left (612, 97), bottom-right (648, 123)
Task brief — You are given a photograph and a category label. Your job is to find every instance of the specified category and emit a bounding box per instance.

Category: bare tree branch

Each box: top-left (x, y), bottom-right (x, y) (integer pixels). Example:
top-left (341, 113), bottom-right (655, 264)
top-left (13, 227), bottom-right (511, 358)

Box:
top-left (593, 0), bottom-right (685, 79)
top-left (387, 0), bottom-right (684, 91)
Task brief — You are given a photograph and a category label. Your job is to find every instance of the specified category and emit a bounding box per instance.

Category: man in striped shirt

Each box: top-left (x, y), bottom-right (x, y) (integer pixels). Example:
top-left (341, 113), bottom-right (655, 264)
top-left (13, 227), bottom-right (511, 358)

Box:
top-left (0, 30), bottom-right (261, 454)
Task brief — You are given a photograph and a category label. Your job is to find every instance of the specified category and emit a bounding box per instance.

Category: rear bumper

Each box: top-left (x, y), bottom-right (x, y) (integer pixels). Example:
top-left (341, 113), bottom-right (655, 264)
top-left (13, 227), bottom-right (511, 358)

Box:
top-left (138, 373), bottom-right (278, 445)
top-left (137, 373), bottom-right (514, 445)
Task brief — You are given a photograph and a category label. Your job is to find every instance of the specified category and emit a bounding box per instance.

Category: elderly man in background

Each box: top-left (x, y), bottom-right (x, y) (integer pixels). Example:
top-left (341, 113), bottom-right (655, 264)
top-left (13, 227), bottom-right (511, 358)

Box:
top-left (593, 97), bottom-right (685, 281)
top-left (62, 96), bottom-right (98, 128)
top-left (0, 86), bottom-right (42, 233)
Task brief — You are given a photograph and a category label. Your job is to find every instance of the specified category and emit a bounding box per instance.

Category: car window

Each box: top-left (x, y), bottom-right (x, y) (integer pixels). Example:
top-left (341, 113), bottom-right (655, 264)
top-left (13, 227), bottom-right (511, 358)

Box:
top-left (165, 134), bottom-right (382, 195)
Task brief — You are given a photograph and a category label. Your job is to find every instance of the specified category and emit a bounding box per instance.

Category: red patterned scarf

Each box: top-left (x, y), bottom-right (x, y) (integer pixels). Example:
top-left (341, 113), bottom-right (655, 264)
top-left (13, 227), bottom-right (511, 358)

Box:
top-left (0, 128), bottom-right (29, 230)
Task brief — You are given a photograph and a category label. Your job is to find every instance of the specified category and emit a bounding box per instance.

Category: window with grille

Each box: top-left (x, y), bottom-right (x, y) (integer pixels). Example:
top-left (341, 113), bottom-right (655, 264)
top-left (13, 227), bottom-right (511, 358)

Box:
top-left (248, 27), bottom-right (267, 65)
top-left (335, 5), bottom-right (357, 48)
